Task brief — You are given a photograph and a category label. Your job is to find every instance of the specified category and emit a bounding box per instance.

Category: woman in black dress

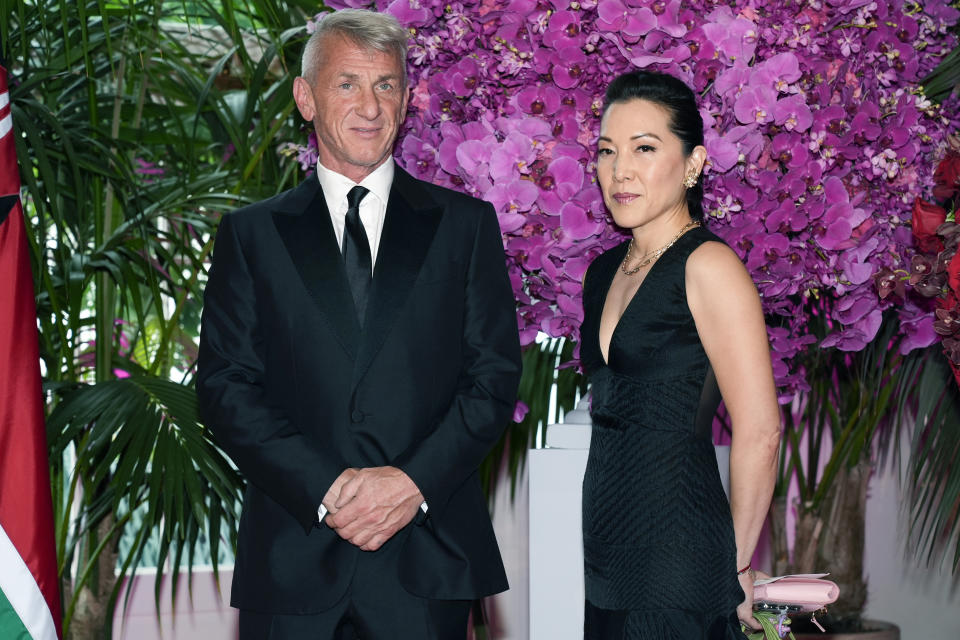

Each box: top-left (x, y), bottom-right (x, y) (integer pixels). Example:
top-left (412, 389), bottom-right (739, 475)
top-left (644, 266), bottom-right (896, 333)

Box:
top-left (579, 71), bottom-right (781, 639)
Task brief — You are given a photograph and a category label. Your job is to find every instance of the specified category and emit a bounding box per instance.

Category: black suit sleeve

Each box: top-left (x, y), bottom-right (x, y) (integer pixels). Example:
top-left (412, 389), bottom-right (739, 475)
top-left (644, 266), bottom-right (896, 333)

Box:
top-left (393, 203), bottom-right (521, 515)
top-left (196, 214), bottom-right (346, 534)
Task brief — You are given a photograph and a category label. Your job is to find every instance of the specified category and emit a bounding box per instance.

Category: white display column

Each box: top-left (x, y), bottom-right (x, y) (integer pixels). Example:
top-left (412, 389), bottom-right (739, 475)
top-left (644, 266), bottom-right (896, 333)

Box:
top-left (528, 398), bottom-right (730, 640)
top-left (527, 401), bottom-right (592, 640)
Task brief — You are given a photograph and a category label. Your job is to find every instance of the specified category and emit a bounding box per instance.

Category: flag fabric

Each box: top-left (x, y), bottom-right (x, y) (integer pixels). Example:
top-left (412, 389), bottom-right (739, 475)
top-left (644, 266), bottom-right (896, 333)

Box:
top-left (0, 64), bottom-right (62, 640)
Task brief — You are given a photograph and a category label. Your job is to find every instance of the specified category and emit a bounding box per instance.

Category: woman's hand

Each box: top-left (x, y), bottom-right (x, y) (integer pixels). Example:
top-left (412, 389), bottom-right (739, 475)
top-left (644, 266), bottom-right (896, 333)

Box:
top-left (737, 569), bottom-right (761, 630)
top-left (738, 568), bottom-right (773, 630)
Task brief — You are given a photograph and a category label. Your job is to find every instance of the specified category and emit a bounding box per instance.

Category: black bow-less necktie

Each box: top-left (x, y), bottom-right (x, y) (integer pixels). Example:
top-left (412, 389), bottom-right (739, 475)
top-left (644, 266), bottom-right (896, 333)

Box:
top-left (342, 185), bottom-right (372, 325)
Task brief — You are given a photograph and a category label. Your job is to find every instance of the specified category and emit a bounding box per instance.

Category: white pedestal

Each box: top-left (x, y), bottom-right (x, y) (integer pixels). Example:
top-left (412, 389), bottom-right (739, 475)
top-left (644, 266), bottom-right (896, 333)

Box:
top-left (528, 446), bottom-right (589, 639)
top-left (528, 401), bottom-right (730, 640)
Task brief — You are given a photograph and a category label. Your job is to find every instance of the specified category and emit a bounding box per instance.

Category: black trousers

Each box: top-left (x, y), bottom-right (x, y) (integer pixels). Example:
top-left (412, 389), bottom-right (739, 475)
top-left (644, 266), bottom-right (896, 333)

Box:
top-left (239, 534), bottom-right (471, 640)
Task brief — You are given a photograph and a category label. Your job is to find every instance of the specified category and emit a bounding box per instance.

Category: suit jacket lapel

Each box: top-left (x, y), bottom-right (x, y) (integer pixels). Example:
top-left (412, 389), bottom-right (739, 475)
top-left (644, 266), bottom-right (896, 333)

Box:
top-left (354, 167), bottom-right (442, 380)
top-left (272, 174), bottom-right (361, 358)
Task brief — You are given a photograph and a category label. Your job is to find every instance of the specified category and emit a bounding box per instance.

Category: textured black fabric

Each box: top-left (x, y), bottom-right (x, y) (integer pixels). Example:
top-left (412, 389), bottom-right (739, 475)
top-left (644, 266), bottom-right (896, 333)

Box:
top-left (342, 185), bottom-right (372, 325)
top-left (585, 601), bottom-right (747, 640)
top-left (579, 226), bottom-right (746, 639)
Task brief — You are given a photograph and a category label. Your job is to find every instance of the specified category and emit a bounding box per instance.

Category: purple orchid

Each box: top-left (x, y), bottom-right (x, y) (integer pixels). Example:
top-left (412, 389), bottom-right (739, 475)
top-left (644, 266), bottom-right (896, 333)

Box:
top-left (385, 0), bottom-right (433, 27)
top-left (596, 0), bottom-right (657, 43)
top-left (543, 10), bottom-right (585, 50)
top-left (549, 45), bottom-right (589, 89)
top-left (285, 0), bottom-right (960, 399)
top-left (772, 95), bottom-right (813, 132)
top-left (734, 85), bottom-right (778, 125)
top-left (515, 84), bottom-right (563, 116)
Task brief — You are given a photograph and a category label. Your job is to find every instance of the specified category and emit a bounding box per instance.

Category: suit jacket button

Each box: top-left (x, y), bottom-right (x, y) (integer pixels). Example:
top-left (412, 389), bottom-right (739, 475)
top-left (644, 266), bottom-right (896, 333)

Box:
top-left (351, 409), bottom-right (364, 423)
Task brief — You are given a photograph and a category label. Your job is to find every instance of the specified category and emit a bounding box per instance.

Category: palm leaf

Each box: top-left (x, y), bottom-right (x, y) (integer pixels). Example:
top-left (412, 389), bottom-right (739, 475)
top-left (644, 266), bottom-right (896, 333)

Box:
top-left (47, 376), bottom-right (244, 622)
top-left (922, 44), bottom-right (960, 104)
top-left (905, 356), bottom-right (960, 571)
top-left (9, 1), bottom-right (314, 634)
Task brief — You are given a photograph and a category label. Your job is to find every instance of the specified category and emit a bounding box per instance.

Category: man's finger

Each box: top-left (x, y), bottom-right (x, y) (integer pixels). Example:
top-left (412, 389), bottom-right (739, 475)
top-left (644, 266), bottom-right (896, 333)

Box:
top-left (355, 514), bottom-right (406, 549)
top-left (331, 508), bottom-right (383, 541)
top-left (335, 473), bottom-right (365, 509)
top-left (325, 511), bottom-right (355, 533)
top-left (325, 506), bottom-right (366, 531)
top-left (329, 492), bottom-right (376, 527)
top-left (360, 535), bottom-right (387, 551)
top-left (353, 521), bottom-right (400, 550)
top-left (349, 528), bottom-right (376, 548)
top-left (325, 512), bottom-right (341, 528)
top-left (324, 467), bottom-right (360, 514)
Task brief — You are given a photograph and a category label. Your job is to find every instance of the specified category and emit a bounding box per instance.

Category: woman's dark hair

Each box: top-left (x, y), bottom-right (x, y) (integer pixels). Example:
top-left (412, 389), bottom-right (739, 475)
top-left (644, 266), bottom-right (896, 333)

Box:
top-left (603, 71), bottom-right (706, 220)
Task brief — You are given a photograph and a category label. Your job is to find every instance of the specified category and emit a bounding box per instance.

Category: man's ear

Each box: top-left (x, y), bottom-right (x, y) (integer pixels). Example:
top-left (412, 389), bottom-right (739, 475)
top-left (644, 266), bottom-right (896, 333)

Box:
top-left (292, 76), bottom-right (315, 122)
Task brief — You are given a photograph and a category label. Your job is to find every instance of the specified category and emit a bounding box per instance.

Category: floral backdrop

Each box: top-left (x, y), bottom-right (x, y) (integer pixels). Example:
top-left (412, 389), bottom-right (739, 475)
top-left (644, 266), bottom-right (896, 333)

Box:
top-left (288, 0), bottom-right (960, 399)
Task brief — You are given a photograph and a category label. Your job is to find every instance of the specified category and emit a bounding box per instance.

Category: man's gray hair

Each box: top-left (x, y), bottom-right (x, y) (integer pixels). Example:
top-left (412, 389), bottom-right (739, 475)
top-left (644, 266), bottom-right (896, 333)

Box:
top-left (301, 10), bottom-right (409, 87)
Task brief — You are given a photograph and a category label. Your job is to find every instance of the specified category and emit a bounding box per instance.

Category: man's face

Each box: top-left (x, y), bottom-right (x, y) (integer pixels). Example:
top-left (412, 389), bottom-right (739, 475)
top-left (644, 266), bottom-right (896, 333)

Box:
top-left (293, 35), bottom-right (408, 183)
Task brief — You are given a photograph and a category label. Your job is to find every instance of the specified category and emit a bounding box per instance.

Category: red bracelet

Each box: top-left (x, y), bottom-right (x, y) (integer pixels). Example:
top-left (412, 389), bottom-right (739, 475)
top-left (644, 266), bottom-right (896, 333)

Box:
top-left (736, 563), bottom-right (751, 576)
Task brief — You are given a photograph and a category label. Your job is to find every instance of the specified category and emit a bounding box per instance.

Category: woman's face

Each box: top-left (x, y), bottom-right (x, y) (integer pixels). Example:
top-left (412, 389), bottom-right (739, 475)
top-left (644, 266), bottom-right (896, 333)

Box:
top-left (596, 98), bottom-right (701, 230)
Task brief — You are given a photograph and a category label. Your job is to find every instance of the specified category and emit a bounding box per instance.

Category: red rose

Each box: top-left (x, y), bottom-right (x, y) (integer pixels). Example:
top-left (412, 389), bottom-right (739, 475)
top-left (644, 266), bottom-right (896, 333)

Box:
top-left (911, 198), bottom-right (947, 254)
top-left (945, 290), bottom-right (959, 311)
top-left (933, 152), bottom-right (960, 200)
top-left (949, 250), bottom-right (960, 298)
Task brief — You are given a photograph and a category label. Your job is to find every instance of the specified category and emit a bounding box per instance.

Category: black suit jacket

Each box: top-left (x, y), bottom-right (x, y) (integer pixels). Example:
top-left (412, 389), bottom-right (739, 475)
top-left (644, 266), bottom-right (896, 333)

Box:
top-left (196, 167), bottom-right (521, 613)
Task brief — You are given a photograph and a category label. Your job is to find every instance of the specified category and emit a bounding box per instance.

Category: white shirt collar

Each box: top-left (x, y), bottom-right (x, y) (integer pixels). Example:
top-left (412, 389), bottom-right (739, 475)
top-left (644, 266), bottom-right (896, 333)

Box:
top-left (314, 158), bottom-right (394, 268)
top-left (314, 158), bottom-right (394, 210)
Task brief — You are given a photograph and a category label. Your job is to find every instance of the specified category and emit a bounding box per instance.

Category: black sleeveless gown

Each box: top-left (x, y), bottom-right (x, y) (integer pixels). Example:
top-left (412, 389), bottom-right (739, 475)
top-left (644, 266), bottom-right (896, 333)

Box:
top-left (579, 227), bottom-right (746, 639)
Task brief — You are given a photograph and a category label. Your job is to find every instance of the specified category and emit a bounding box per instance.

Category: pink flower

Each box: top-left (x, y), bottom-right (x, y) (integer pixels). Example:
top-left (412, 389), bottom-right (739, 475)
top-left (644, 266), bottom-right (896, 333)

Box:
top-left (734, 86), bottom-right (777, 125)
top-left (385, 0), bottom-right (434, 27)
top-left (772, 95), bottom-right (813, 132)
top-left (512, 400), bottom-right (530, 423)
top-left (596, 0), bottom-right (656, 42)
top-left (549, 46), bottom-right (588, 89)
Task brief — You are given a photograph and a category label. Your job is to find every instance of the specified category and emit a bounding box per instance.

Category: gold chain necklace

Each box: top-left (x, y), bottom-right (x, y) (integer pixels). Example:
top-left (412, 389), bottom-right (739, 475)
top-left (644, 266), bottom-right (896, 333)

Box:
top-left (621, 221), bottom-right (701, 276)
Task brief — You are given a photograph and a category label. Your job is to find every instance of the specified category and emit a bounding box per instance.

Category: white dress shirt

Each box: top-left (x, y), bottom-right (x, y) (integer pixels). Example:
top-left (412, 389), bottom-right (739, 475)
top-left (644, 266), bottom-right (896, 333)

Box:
top-left (314, 158), bottom-right (427, 524)
top-left (315, 158), bottom-right (393, 273)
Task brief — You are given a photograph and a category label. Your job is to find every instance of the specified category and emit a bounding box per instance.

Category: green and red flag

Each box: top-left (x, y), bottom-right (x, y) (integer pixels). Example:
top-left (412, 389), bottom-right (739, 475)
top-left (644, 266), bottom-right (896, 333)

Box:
top-left (0, 64), bottom-right (62, 640)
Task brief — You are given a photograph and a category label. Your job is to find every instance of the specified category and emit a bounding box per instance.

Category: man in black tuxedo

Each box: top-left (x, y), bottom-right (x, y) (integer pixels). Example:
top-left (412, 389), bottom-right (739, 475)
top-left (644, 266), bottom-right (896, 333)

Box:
top-left (196, 9), bottom-right (521, 639)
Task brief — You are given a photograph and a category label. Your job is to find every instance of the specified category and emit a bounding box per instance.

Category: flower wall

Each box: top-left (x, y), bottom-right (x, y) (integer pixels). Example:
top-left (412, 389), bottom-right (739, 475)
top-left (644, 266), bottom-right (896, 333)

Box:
top-left (294, 0), bottom-right (960, 398)
top-left (903, 151), bottom-right (960, 385)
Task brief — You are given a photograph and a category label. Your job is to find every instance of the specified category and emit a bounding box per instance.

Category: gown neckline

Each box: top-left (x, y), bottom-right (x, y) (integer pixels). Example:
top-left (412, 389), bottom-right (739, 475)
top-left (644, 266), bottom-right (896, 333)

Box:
top-left (597, 235), bottom-right (685, 367)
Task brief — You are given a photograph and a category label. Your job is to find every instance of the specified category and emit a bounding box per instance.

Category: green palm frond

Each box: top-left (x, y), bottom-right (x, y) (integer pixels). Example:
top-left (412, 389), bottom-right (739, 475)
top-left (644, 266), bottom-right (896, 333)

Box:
top-left (906, 356), bottom-right (960, 572)
top-left (922, 44), bottom-right (960, 103)
top-left (47, 376), bottom-right (244, 627)
top-left (7, 0), bottom-right (318, 635)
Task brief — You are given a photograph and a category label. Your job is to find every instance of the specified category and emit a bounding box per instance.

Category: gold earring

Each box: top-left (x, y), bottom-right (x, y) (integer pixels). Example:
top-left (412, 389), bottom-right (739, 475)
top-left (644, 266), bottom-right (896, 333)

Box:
top-left (683, 174), bottom-right (698, 188)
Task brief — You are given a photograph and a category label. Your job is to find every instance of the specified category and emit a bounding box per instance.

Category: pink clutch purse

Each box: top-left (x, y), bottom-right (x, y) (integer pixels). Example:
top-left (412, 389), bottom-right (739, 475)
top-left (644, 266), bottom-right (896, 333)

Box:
top-left (753, 574), bottom-right (840, 613)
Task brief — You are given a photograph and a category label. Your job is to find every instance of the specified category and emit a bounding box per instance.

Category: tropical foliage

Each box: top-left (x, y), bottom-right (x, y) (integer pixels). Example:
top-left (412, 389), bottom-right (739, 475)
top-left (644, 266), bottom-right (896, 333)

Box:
top-left (4, 0), bottom-right (316, 637)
